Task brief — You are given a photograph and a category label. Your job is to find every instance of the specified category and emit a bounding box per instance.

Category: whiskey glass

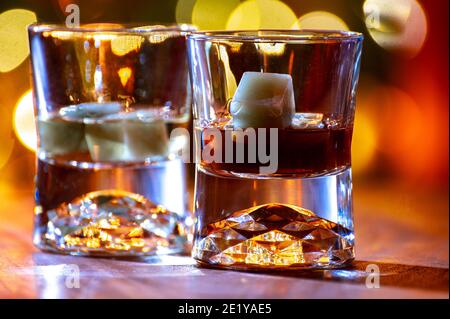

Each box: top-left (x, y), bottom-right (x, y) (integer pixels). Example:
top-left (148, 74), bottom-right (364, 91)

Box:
top-left (29, 23), bottom-right (194, 256)
top-left (188, 30), bottom-right (363, 269)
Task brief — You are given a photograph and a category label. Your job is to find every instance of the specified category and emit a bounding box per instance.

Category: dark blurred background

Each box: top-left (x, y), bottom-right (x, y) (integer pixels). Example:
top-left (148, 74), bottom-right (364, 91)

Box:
top-left (0, 0), bottom-right (448, 199)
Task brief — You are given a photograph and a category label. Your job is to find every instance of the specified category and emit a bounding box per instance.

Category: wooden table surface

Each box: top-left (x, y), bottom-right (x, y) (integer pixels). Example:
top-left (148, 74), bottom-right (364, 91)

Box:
top-left (0, 181), bottom-right (448, 299)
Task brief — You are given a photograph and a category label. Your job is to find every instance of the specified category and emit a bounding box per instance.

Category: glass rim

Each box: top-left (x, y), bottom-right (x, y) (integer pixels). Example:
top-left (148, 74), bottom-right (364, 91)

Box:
top-left (28, 22), bottom-right (197, 34)
top-left (187, 29), bottom-right (363, 42)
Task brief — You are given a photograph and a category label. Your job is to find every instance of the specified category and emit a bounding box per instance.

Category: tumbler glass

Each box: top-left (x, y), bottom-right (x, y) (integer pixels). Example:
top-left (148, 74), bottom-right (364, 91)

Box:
top-left (188, 30), bottom-right (363, 270)
top-left (29, 23), bottom-right (194, 256)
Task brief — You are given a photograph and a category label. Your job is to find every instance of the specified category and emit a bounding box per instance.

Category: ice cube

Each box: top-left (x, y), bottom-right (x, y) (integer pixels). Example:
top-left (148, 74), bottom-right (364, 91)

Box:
top-left (123, 118), bottom-right (169, 160)
top-left (39, 102), bottom-right (122, 156)
top-left (60, 102), bottom-right (123, 120)
top-left (84, 112), bottom-right (168, 162)
top-left (38, 118), bottom-right (86, 155)
top-left (84, 120), bottom-right (128, 162)
top-left (229, 72), bottom-right (295, 128)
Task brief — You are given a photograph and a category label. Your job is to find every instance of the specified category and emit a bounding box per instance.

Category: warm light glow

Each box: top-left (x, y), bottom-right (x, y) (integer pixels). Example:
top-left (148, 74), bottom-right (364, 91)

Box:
top-left (83, 23), bottom-right (123, 30)
top-left (365, 86), bottom-right (429, 177)
top-left (176, 0), bottom-right (197, 24)
top-left (218, 46), bottom-right (237, 100)
top-left (0, 108), bottom-right (15, 169)
top-left (13, 90), bottom-right (37, 152)
top-left (225, 0), bottom-right (259, 30)
top-left (256, 43), bottom-right (286, 56)
top-left (192, 0), bottom-right (240, 30)
top-left (111, 35), bottom-right (143, 56)
top-left (118, 67), bottom-right (132, 87)
top-left (0, 9), bottom-right (37, 72)
top-left (43, 30), bottom-right (74, 40)
top-left (226, 0), bottom-right (299, 30)
top-left (354, 83), bottom-right (443, 181)
top-left (363, 0), bottom-right (427, 57)
top-left (297, 11), bottom-right (349, 31)
top-left (148, 32), bottom-right (171, 44)
top-left (352, 108), bottom-right (377, 173)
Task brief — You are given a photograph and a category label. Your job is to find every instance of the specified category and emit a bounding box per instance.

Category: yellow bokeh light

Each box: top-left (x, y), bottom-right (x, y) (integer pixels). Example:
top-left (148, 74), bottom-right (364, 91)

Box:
top-left (43, 30), bottom-right (74, 40)
top-left (256, 43), bottom-right (286, 55)
top-left (352, 108), bottom-right (378, 174)
top-left (13, 90), bottom-right (37, 152)
top-left (0, 9), bottom-right (37, 73)
top-left (226, 0), bottom-right (299, 30)
top-left (176, 0), bottom-right (197, 24)
top-left (118, 67), bottom-right (132, 87)
top-left (192, 0), bottom-right (240, 30)
top-left (363, 0), bottom-right (427, 57)
top-left (226, 1), bottom-right (260, 30)
top-left (297, 11), bottom-right (349, 31)
top-left (111, 35), bottom-right (143, 56)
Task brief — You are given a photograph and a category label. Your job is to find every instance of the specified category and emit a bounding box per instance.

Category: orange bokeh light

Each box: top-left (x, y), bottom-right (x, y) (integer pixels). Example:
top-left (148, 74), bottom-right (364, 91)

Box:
top-left (13, 90), bottom-right (37, 152)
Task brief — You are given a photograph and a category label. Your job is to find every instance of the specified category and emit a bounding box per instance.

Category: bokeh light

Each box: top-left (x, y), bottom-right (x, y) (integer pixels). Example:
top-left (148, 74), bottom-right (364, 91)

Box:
top-left (118, 67), bottom-right (132, 87)
top-left (255, 43), bottom-right (286, 56)
top-left (192, 0), bottom-right (240, 30)
top-left (176, 0), bottom-right (197, 24)
top-left (13, 90), bottom-right (37, 152)
top-left (111, 35), bottom-right (143, 56)
top-left (372, 87), bottom-right (422, 157)
top-left (0, 9), bottom-right (37, 73)
top-left (354, 82), bottom-right (447, 182)
top-left (297, 11), bottom-right (349, 31)
top-left (364, 85), bottom-right (431, 178)
top-left (363, 0), bottom-right (428, 57)
top-left (226, 0), bottom-right (299, 30)
top-left (0, 108), bottom-right (15, 169)
top-left (352, 108), bottom-right (377, 174)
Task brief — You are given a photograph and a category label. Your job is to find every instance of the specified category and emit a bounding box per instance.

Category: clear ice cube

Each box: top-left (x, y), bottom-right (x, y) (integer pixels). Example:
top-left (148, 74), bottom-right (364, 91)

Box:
top-left (84, 111), bottom-right (169, 162)
top-left (38, 102), bottom-right (123, 156)
top-left (229, 72), bottom-right (295, 128)
top-left (38, 118), bottom-right (86, 155)
top-left (84, 120), bottom-right (128, 161)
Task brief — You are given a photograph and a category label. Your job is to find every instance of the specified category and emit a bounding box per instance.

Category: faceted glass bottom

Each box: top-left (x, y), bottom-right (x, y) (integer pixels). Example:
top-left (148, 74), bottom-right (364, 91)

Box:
top-left (192, 203), bottom-right (354, 270)
top-left (34, 190), bottom-right (191, 257)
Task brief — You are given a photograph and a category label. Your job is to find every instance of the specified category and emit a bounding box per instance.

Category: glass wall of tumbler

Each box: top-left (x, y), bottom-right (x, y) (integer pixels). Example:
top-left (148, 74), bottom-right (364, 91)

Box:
top-left (29, 23), bottom-right (195, 256)
top-left (188, 30), bottom-right (363, 270)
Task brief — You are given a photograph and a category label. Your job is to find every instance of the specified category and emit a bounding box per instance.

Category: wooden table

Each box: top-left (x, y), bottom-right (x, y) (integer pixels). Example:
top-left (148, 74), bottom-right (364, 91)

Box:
top-left (0, 181), bottom-right (448, 299)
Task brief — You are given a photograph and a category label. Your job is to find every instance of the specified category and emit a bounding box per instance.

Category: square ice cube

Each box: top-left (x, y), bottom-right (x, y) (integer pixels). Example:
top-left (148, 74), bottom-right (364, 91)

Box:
top-left (123, 118), bottom-right (169, 160)
top-left (84, 120), bottom-right (128, 162)
top-left (229, 72), bottom-right (295, 128)
top-left (38, 117), bottom-right (86, 155)
top-left (84, 111), bottom-right (168, 162)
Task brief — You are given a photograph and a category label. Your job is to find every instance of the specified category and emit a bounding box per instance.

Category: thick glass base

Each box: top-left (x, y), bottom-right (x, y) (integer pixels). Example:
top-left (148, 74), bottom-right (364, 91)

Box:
top-left (192, 167), bottom-right (354, 270)
top-left (195, 256), bottom-right (354, 271)
top-left (34, 157), bottom-right (191, 257)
